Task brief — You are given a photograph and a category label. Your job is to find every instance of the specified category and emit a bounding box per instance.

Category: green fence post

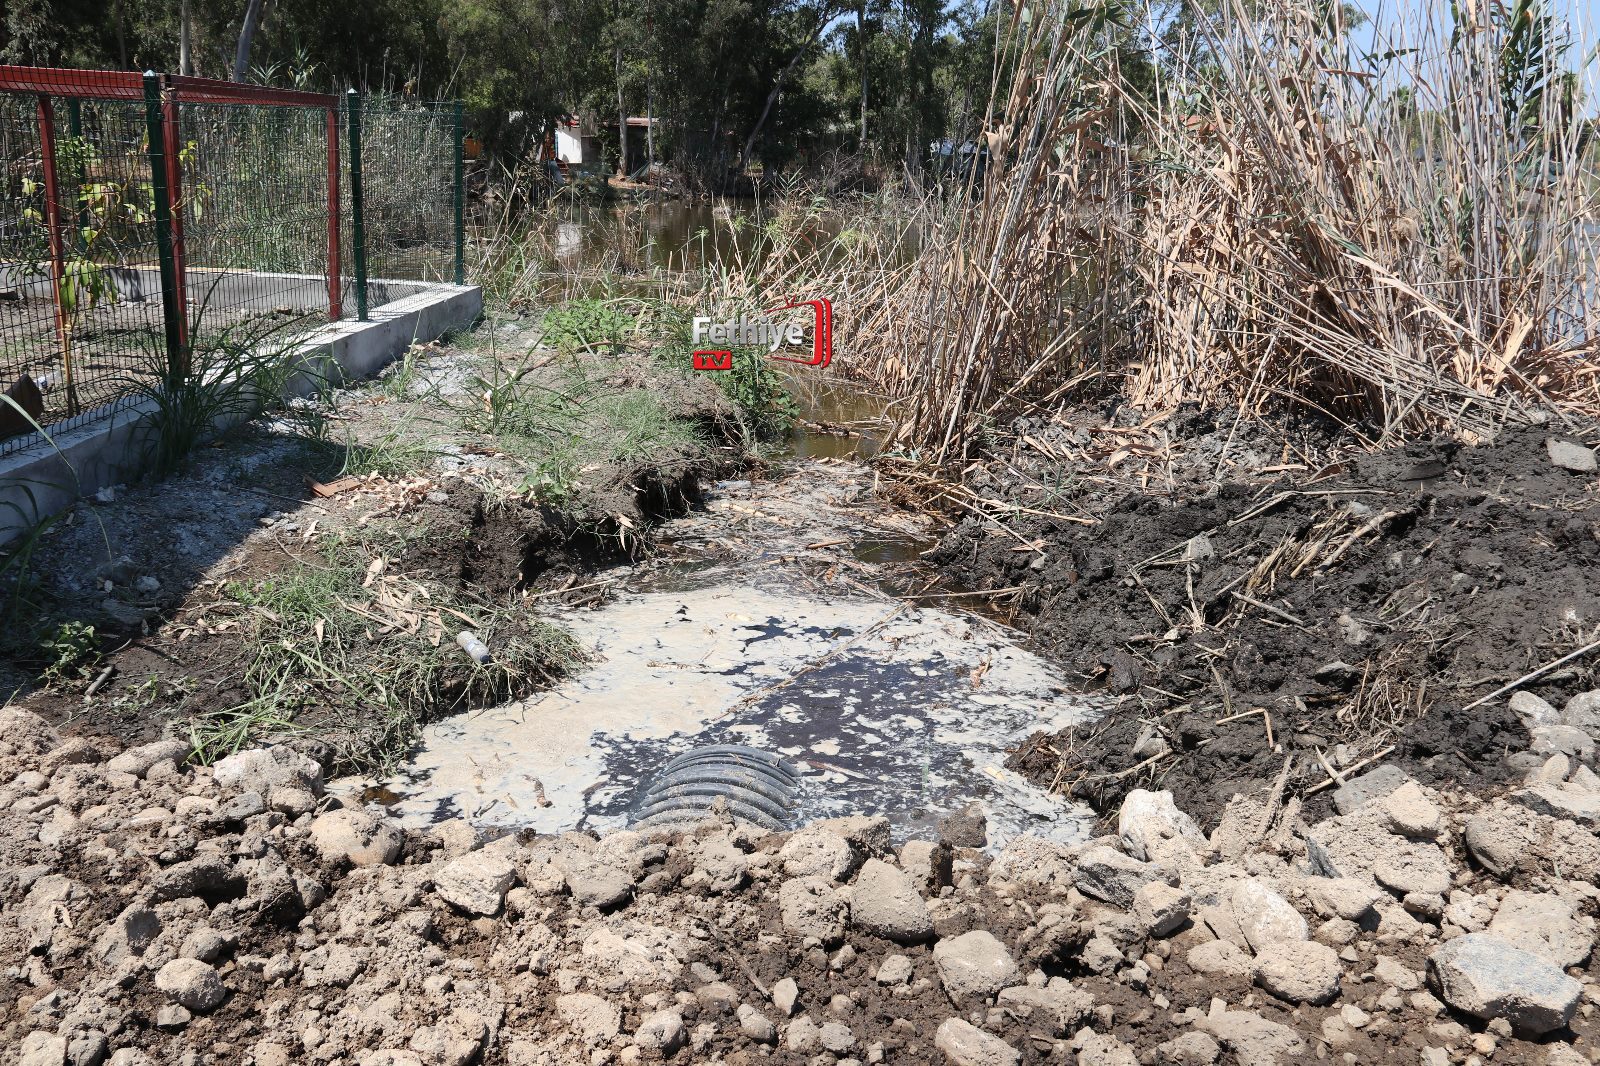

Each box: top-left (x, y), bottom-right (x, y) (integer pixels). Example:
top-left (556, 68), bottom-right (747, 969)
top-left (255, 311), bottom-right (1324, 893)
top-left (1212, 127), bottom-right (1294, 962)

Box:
top-left (142, 73), bottom-right (185, 379)
top-left (346, 89), bottom-right (369, 321)
top-left (66, 98), bottom-right (86, 248)
top-left (453, 100), bottom-right (465, 285)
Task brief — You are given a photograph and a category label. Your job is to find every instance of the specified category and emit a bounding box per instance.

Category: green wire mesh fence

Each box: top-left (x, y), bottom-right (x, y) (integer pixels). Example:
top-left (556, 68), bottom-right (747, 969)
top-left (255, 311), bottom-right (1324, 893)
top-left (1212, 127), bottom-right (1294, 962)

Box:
top-left (0, 67), bottom-right (465, 458)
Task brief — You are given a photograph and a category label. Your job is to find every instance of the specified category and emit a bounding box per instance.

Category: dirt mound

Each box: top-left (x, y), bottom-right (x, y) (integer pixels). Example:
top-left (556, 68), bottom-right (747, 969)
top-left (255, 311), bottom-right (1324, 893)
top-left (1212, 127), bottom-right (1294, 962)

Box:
top-left (933, 424), bottom-right (1600, 826)
top-left (7, 710), bottom-right (1600, 1064)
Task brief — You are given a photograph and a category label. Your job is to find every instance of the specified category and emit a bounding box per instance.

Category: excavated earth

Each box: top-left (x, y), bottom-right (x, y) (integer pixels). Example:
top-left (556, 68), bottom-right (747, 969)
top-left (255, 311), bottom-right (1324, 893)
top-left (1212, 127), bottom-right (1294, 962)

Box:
top-left (7, 703), bottom-right (1600, 1066)
top-left (9, 364), bottom-right (1600, 1066)
top-left (933, 417), bottom-right (1600, 827)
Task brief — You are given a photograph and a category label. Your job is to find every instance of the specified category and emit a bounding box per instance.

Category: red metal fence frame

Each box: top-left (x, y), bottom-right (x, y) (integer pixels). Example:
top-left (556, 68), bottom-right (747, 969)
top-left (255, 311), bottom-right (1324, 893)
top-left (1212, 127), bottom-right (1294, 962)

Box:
top-left (0, 65), bottom-right (346, 337)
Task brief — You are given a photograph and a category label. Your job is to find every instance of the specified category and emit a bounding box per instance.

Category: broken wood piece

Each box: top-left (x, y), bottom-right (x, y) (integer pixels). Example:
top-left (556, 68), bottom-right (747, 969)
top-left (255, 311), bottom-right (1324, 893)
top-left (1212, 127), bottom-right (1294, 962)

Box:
top-left (306, 474), bottom-right (361, 498)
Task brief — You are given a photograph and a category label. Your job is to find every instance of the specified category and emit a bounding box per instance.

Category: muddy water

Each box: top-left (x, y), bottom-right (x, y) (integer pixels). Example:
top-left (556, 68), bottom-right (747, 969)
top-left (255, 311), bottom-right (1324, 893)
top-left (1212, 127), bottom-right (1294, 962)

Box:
top-left (335, 384), bottom-right (1101, 849)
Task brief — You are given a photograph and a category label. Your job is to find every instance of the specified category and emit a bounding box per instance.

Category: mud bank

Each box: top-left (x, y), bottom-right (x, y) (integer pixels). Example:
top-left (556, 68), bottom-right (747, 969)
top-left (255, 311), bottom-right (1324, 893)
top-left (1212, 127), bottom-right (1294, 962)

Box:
top-left (933, 420), bottom-right (1600, 826)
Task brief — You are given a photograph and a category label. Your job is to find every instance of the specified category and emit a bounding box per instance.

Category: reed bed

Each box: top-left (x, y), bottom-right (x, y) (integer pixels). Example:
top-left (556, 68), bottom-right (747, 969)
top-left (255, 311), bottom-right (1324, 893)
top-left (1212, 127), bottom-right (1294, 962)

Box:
top-left (703, 0), bottom-right (1600, 462)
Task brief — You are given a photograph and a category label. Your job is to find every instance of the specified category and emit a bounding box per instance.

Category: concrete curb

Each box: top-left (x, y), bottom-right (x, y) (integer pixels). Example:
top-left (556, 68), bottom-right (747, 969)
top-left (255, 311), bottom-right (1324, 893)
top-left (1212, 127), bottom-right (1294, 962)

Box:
top-left (0, 282), bottom-right (481, 543)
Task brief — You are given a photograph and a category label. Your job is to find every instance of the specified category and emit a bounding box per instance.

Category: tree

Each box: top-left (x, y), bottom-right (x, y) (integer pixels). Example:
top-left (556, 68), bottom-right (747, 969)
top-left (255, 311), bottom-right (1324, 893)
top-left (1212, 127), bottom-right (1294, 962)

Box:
top-left (738, 1), bottom-right (842, 170)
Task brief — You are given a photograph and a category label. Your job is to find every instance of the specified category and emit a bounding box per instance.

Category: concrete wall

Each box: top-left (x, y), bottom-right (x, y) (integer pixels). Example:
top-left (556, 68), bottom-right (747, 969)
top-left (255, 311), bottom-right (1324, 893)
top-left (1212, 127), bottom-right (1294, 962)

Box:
top-left (0, 281), bottom-right (482, 542)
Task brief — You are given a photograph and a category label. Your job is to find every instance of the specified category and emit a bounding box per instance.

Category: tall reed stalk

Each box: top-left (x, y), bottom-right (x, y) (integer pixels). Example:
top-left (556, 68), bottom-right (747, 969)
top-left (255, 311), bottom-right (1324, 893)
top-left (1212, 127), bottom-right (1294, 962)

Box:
top-left (724, 0), bottom-right (1600, 460)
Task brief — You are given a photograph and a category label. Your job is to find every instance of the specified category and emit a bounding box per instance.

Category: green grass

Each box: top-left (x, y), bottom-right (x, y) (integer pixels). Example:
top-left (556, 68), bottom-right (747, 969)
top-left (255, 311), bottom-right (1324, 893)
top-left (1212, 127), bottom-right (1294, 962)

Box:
top-left (462, 357), bottom-right (706, 503)
top-left (338, 427), bottom-right (438, 479)
top-left (190, 534), bottom-right (582, 769)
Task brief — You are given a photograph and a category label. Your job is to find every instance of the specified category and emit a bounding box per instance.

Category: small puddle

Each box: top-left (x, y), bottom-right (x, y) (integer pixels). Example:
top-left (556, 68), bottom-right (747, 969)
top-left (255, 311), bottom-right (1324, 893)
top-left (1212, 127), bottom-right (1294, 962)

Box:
top-left (344, 584), bottom-right (1098, 848)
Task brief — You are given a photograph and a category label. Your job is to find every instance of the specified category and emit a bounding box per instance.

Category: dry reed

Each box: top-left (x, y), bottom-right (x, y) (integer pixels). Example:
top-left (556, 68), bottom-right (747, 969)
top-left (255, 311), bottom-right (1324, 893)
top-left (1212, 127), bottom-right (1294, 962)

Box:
top-left (716, 0), bottom-right (1600, 461)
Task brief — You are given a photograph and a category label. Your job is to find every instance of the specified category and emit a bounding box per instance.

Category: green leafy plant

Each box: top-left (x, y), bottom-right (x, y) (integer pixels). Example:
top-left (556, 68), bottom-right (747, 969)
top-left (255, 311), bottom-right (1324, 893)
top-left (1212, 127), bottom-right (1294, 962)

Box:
top-left (39, 620), bottom-right (98, 687)
top-left (714, 347), bottom-right (799, 439)
top-left (539, 299), bottom-right (634, 354)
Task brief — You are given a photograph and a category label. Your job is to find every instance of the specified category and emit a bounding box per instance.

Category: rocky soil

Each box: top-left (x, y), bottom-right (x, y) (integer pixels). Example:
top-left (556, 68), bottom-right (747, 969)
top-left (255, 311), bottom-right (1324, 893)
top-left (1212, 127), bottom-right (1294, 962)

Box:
top-left (7, 698), bottom-right (1600, 1065)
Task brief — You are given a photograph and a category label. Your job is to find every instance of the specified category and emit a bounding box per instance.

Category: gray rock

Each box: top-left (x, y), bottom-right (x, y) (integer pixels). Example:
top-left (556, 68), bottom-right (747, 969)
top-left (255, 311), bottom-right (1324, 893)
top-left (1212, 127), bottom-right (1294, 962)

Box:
top-left (1118, 789), bottom-right (1206, 865)
top-left (785, 1015), bottom-right (821, 1052)
top-left (1372, 844), bottom-right (1452, 897)
top-left (1332, 764), bottom-right (1409, 815)
top-left (556, 852), bottom-right (632, 909)
top-left (1464, 805), bottom-right (1539, 879)
top-left (65, 1034), bottom-right (107, 1066)
top-left (1074, 845), bottom-right (1176, 908)
top-left (1380, 781), bottom-right (1442, 838)
top-left (1515, 784), bottom-right (1600, 827)
top-left (692, 837), bottom-right (748, 893)
top-left (1427, 933), bottom-right (1581, 1035)
top-left (19, 1032), bottom-right (67, 1066)
top-left (737, 1004), bottom-right (777, 1043)
top-left (1547, 438), bottom-right (1597, 473)
top-left (1080, 935), bottom-right (1123, 975)
top-left (634, 1008), bottom-right (686, 1054)
top-left (778, 876), bottom-right (849, 943)
top-left (877, 954), bottom-right (914, 985)
top-left (850, 858), bottom-right (933, 943)
top-left (211, 746), bottom-right (323, 811)
top-left (994, 979), bottom-right (1094, 1036)
top-left (898, 839), bottom-right (953, 893)
top-left (308, 808), bottom-right (402, 866)
top-left (1303, 877), bottom-right (1383, 921)
top-left (772, 977), bottom-right (799, 1016)
top-left (778, 827), bottom-right (859, 881)
top-left (153, 1005), bottom-right (190, 1029)
top-left (818, 1021), bottom-right (856, 1053)
top-left (933, 930), bottom-right (1020, 1004)
top-left (1232, 878), bottom-right (1307, 952)
top-left (435, 850), bottom-right (516, 916)
top-left (1194, 1008), bottom-right (1306, 1066)
top-left (1510, 691), bottom-right (1562, 729)
top-left (989, 835), bottom-right (1075, 889)
top-left (93, 904), bottom-right (160, 966)
top-left (1187, 940), bottom-right (1251, 978)
top-left (813, 814), bottom-right (892, 854)
top-left (107, 1051), bottom-right (154, 1066)
top-left (1562, 690), bottom-right (1600, 732)
top-left (221, 791), bottom-right (266, 823)
top-left (1527, 755), bottom-right (1572, 787)
top-left (155, 958), bottom-right (225, 1012)
top-left (1252, 940), bottom-right (1342, 1004)
top-left (938, 802), bottom-right (988, 848)
top-left (1133, 881), bottom-right (1192, 937)
top-left (934, 1019), bottom-right (1020, 1066)
top-left (1154, 1032), bottom-right (1221, 1066)
top-left (106, 740), bottom-right (187, 778)
top-left (556, 992), bottom-right (621, 1043)
top-left (1078, 1032), bottom-right (1139, 1066)
top-left (151, 856), bottom-right (244, 903)
top-left (1488, 890), bottom-right (1594, 969)
top-left (1530, 725), bottom-right (1595, 764)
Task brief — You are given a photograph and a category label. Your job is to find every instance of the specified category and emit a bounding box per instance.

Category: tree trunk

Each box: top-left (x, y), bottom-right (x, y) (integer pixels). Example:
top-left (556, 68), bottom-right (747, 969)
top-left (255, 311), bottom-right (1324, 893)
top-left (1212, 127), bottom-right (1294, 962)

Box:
top-left (114, 0), bottom-right (128, 68)
top-left (179, 0), bottom-right (193, 75)
top-left (615, 46), bottom-right (628, 177)
top-left (738, 4), bottom-right (836, 172)
top-left (231, 0), bottom-right (265, 82)
top-left (857, 2), bottom-right (868, 155)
